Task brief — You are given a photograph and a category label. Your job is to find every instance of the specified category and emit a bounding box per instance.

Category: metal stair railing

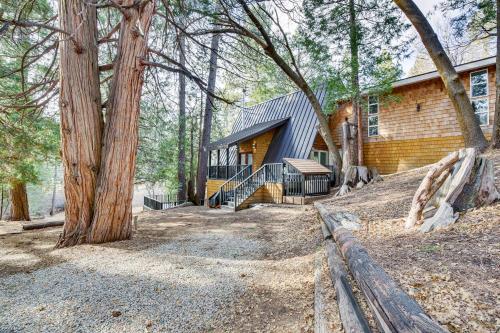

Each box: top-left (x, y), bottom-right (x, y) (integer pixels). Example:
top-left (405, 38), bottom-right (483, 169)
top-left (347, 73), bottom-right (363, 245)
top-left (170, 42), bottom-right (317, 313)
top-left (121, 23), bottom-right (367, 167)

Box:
top-left (218, 165), bottom-right (252, 204)
top-left (233, 163), bottom-right (283, 208)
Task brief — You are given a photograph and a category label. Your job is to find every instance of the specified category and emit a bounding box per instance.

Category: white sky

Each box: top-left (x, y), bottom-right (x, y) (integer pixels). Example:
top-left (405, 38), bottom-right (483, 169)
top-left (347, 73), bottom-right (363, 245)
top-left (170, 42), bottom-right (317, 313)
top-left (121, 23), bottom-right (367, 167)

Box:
top-left (401, 0), bottom-right (443, 75)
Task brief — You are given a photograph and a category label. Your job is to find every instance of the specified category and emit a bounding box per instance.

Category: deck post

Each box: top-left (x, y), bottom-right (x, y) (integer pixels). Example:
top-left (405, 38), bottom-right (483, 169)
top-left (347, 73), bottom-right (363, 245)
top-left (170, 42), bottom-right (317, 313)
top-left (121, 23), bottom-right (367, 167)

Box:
top-left (302, 175), bottom-right (305, 197)
top-left (226, 148), bottom-right (229, 178)
top-left (208, 150), bottom-right (212, 179)
top-left (216, 149), bottom-right (220, 179)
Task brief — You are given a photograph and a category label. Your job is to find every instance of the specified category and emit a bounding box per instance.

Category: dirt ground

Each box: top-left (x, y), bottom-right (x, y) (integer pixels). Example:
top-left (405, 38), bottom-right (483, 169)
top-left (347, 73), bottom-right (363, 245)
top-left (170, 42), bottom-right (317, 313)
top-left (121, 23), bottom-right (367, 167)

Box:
top-left (0, 204), bottom-right (342, 332)
top-left (319, 150), bottom-right (500, 333)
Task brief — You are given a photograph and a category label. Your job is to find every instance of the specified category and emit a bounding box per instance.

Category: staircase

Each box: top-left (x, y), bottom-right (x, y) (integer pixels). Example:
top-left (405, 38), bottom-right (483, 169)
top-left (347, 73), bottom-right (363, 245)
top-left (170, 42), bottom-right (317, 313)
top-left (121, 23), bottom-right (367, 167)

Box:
top-left (214, 165), bottom-right (252, 207)
top-left (227, 163), bottom-right (283, 210)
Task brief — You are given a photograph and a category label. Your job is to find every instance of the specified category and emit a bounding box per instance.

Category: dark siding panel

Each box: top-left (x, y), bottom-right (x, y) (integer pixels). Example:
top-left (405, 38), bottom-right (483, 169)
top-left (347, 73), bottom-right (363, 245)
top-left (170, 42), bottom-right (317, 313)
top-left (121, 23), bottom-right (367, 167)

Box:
top-left (219, 88), bottom-right (327, 166)
top-left (281, 91), bottom-right (313, 160)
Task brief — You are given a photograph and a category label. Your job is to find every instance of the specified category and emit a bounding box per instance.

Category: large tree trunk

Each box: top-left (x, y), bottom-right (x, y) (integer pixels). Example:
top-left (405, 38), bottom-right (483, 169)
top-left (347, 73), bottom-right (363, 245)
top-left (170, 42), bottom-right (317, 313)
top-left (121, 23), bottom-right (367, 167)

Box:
top-left (177, 31), bottom-right (187, 201)
top-left (395, 0), bottom-right (488, 150)
top-left (49, 163), bottom-right (58, 216)
top-left (56, 0), bottom-right (102, 247)
top-left (195, 33), bottom-right (220, 205)
top-left (0, 185), bottom-right (4, 220)
top-left (188, 111), bottom-right (196, 202)
top-left (349, 0), bottom-right (363, 166)
top-left (492, 0), bottom-right (500, 148)
top-left (89, 1), bottom-right (154, 244)
top-left (341, 121), bottom-right (355, 173)
top-left (236, 0), bottom-right (343, 171)
top-left (9, 180), bottom-right (30, 221)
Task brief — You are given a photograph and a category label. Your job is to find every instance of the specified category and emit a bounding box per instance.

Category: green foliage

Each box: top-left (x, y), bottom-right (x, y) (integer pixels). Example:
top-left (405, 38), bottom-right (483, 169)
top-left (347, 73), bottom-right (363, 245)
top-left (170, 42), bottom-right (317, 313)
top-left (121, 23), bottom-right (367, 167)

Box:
top-left (0, 0), bottom-right (59, 188)
top-left (442, 0), bottom-right (496, 40)
top-left (301, 0), bottom-right (411, 106)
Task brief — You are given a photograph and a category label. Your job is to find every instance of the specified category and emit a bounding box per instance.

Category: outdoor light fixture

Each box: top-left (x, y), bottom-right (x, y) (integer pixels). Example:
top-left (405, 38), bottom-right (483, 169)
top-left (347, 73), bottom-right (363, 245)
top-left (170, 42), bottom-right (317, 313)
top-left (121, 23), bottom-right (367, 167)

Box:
top-left (416, 103), bottom-right (421, 112)
top-left (252, 142), bottom-right (257, 150)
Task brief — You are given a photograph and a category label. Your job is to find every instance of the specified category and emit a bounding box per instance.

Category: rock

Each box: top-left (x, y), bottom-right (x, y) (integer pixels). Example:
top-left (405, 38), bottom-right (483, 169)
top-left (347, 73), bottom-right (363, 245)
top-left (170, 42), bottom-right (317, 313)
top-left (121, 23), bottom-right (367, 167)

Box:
top-left (112, 311), bottom-right (122, 317)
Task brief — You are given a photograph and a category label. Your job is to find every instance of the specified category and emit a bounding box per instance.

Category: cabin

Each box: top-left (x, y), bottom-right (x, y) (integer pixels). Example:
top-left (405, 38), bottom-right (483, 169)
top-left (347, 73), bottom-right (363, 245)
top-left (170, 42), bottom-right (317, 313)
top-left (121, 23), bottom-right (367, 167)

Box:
top-left (206, 56), bottom-right (496, 210)
top-left (332, 56), bottom-right (496, 174)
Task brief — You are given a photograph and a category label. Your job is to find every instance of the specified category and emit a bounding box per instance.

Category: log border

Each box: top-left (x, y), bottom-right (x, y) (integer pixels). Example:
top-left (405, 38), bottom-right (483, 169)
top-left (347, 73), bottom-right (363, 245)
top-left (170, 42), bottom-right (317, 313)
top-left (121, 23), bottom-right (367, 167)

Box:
top-left (315, 202), bottom-right (448, 333)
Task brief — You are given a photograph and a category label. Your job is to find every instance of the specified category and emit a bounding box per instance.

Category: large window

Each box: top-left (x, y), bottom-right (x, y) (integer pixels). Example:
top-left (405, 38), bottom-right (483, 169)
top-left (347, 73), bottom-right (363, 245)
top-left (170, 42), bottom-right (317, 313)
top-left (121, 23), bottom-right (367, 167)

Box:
top-left (310, 149), bottom-right (328, 166)
top-left (368, 96), bottom-right (379, 137)
top-left (470, 69), bottom-right (489, 125)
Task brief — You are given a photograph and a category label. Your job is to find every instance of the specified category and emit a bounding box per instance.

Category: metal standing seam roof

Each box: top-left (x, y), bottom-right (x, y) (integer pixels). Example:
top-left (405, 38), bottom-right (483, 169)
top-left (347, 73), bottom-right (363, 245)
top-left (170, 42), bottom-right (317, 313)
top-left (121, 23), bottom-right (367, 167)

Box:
top-left (283, 158), bottom-right (332, 174)
top-left (208, 117), bottom-right (290, 150)
top-left (391, 56), bottom-right (496, 89)
top-left (218, 88), bottom-right (327, 165)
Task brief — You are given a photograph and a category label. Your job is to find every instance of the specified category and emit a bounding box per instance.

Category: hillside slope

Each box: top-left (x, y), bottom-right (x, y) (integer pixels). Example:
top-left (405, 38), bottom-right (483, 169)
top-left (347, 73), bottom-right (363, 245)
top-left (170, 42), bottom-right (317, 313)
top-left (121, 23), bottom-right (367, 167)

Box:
top-left (319, 150), bottom-right (500, 332)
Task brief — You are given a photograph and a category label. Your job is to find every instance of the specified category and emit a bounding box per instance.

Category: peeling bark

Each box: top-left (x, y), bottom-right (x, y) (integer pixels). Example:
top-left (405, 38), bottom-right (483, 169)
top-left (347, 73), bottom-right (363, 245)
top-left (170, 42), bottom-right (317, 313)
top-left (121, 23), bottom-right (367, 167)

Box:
top-left (56, 0), bottom-right (102, 247)
top-left (492, 0), bottom-right (500, 148)
top-left (177, 29), bottom-right (187, 201)
top-left (9, 180), bottom-right (30, 221)
top-left (89, 0), bottom-right (155, 244)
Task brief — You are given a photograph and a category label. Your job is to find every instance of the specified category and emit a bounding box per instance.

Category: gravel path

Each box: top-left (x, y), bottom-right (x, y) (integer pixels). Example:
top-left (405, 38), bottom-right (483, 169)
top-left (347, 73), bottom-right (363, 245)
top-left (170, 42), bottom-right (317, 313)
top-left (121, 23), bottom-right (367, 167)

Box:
top-left (0, 205), bottom-right (324, 333)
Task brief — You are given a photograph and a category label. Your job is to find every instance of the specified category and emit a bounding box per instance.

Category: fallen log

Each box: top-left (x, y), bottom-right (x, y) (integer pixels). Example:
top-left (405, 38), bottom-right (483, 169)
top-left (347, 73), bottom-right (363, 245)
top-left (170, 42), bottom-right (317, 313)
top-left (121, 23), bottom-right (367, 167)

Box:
top-left (405, 150), bottom-right (460, 228)
top-left (316, 203), bottom-right (448, 333)
top-left (325, 239), bottom-right (371, 333)
top-left (314, 253), bottom-right (330, 333)
top-left (22, 220), bottom-right (64, 230)
top-left (320, 221), bottom-right (332, 240)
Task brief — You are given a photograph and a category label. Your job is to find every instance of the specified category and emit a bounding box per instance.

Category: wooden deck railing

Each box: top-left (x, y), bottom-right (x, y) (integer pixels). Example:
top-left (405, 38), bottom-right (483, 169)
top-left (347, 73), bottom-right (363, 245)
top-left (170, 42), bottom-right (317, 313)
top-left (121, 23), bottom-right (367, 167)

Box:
top-left (208, 165), bottom-right (249, 180)
top-left (144, 194), bottom-right (186, 210)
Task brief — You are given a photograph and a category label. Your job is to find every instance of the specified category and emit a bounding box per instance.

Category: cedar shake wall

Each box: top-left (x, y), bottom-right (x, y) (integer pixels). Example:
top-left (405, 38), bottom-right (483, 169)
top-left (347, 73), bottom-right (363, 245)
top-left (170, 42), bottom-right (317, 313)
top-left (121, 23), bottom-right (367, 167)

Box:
top-left (236, 183), bottom-right (283, 210)
top-left (312, 133), bottom-right (329, 151)
top-left (205, 179), bottom-right (226, 200)
top-left (330, 65), bottom-right (496, 174)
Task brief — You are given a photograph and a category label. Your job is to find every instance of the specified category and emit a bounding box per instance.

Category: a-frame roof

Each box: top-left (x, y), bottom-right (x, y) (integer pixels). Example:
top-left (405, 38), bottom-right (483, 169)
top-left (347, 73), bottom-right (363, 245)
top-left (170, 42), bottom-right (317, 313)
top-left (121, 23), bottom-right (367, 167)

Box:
top-left (208, 117), bottom-right (289, 150)
top-left (223, 88), bottom-right (326, 164)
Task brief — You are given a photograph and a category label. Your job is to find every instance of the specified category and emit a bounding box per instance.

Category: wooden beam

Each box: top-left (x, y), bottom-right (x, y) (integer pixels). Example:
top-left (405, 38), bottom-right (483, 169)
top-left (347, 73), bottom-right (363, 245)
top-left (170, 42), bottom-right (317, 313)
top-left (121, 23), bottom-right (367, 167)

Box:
top-left (325, 238), bottom-right (371, 333)
top-left (316, 203), bottom-right (447, 333)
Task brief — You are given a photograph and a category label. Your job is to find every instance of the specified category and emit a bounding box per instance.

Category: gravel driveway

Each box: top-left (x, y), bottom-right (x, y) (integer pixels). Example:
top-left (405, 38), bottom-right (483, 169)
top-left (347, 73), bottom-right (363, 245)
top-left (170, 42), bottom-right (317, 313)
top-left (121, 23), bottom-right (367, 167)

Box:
top-left (0, 205), bottom-right (324, 333)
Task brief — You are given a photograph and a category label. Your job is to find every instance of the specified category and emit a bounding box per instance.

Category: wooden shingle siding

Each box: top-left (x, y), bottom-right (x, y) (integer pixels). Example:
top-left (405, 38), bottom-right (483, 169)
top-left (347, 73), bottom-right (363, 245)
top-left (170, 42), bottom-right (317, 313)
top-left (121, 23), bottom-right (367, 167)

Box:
top-left (236, 183), bottom-right (283, 210)
top-left (239, 129), bottom-right (276, 172)
top-left (330, 65), bottom-right (496, 174)
top-left (364, 136), bottom-right (464, 174)
top-left (312, 133), bottom-right (328, 150)
top-left (206, 179), bottom-right (226, 199)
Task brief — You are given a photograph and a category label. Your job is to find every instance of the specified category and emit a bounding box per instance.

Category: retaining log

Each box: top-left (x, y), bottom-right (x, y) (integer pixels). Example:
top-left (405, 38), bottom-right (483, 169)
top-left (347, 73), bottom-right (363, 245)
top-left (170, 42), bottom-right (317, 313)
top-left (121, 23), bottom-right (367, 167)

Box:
top-left (315, 203), bottom-right (448, 333)
top-left (314, 253), bottom-right (329, 333)
top-left (325, 239), bottom-right (371, 333)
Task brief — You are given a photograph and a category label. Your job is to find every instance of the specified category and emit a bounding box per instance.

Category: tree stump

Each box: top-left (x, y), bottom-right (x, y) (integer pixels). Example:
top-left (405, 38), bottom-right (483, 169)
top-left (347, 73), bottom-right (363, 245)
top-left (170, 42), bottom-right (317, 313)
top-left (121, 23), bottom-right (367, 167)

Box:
top-left (406, 148), bottom-right (499, 231)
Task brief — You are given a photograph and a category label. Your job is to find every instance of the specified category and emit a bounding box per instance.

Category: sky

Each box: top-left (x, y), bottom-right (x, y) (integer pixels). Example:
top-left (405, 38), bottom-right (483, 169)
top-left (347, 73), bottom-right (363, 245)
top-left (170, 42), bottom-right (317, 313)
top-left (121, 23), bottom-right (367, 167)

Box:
top-left (401, 0), bottom-right (444, 75)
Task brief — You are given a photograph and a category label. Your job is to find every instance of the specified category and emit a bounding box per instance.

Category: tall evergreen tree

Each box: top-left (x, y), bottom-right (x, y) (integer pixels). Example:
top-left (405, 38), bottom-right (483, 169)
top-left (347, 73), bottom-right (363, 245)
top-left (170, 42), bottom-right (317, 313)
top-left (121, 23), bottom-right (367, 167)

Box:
top-left (441, 0), bottom-right (499, 147)
top-left (303, 0), bottom-right (411, 166)
top-left (395, 0), bottom-right (489, 150)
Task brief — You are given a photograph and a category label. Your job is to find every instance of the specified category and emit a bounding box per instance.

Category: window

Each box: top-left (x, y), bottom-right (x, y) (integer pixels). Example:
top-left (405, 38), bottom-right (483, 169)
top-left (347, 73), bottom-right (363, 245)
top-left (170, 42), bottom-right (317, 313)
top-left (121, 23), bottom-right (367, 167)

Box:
top-left (239, 153), bottom-right (253, 165)
top-left (310, 150), bottom-right (328, 166)
top-left (368, 96), bottom-right (379, 137)
top-left (470, 69), bottom-right (489, 125)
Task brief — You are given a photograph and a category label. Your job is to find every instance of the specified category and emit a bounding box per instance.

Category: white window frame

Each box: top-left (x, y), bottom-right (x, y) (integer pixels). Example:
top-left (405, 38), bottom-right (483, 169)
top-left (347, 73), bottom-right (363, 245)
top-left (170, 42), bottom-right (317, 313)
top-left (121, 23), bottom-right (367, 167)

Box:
top-left (470, 69), bottom-right (489, 126)
top-left (367, 96), bottom-right (379, 137)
